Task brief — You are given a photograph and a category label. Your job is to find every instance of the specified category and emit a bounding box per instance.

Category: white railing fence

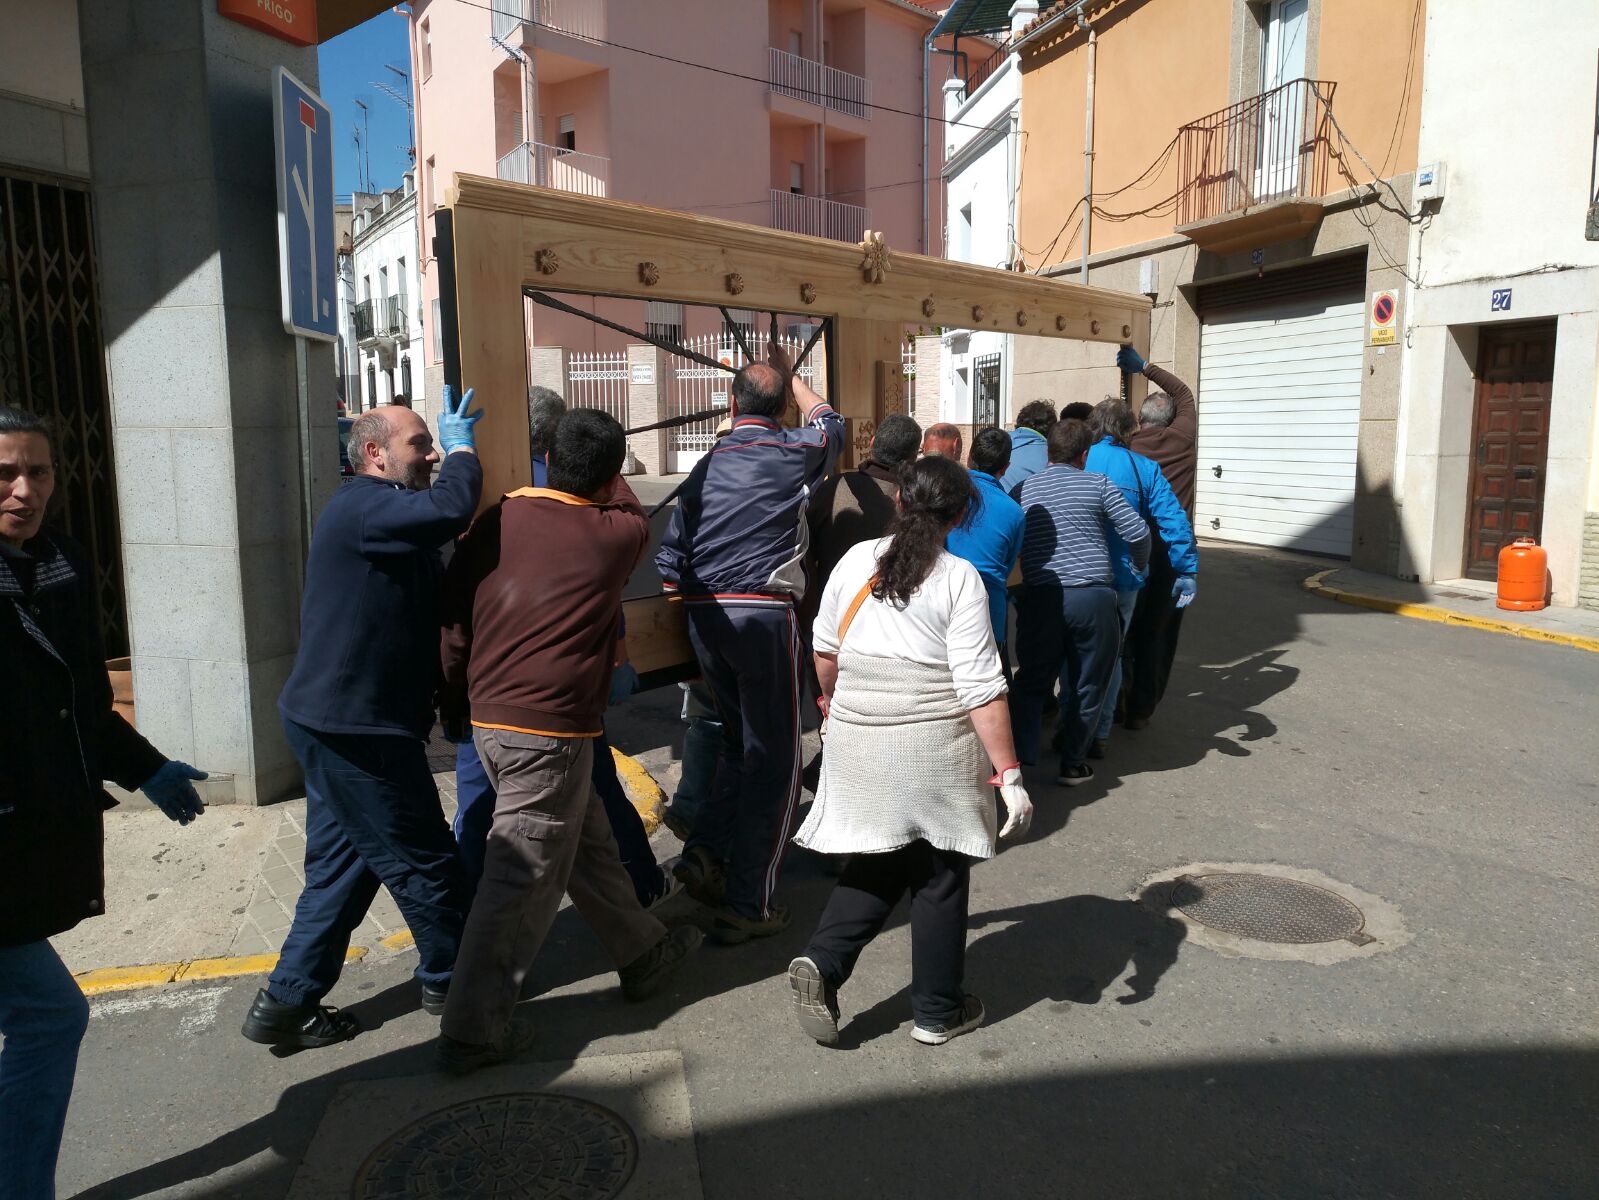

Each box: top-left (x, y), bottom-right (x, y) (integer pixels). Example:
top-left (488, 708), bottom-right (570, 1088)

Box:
top-left (490, 0), bottom-right (605, 42)
top-left (496, 142), bottom-right (610, 197)
top-left (668, 333), bottom-right (823, 456)
top-left (566, 350), bottom-right (629, 425)
top-left (766, 47), bottom-right (871, 120)
top-left (769, 189), bottom-right (868, 243)
top-left (902, 344), bottom-right (916, 417)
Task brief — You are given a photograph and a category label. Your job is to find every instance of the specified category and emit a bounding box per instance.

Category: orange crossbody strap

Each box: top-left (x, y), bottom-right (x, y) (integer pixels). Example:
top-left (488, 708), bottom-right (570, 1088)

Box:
top-left (835, 575), bottom-right (879, 647)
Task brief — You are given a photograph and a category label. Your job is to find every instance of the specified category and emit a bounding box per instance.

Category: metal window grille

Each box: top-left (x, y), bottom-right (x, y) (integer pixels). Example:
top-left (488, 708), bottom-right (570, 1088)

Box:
top-left (667, 333), bottom-right (822, 455)
top-left (0, 171), bottom-right (127, 653)
top-left (973, 352), bottom-right (1001, 428)
top-left (566, 350), bottom-right (630, 425)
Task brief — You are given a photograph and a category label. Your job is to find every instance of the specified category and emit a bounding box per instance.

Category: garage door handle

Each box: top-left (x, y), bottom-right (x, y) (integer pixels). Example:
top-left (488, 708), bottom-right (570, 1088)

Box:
top-left (1211, 464), bottom-right (1223, 478)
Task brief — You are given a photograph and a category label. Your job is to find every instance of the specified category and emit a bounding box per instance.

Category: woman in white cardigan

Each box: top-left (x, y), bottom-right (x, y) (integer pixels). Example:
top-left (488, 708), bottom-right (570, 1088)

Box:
top-left (788, 455), bottom-right (1033, 1047)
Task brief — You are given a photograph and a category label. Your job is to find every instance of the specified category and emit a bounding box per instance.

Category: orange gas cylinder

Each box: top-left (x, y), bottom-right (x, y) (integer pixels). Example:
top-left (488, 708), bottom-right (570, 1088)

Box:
top-left (1496, 537), bottom-right (1548, 611)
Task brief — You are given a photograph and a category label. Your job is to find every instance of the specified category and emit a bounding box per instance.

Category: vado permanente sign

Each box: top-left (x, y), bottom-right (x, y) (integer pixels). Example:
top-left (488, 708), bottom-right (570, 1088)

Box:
top-left (217, 0), bottom-right (317, 47)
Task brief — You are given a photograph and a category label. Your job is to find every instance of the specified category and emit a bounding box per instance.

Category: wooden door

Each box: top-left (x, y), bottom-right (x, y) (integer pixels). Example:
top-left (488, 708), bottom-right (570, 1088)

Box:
top-left (1464, 322), bottom-right (1556, 579)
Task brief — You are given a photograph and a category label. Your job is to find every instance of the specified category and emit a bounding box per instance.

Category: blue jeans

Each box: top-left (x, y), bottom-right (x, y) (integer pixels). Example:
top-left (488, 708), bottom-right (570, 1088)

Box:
top-left (683, 599), bottom-right (803, 919)
top-left (270, 718), bottom-right (468, 1007)
top-left (668, 681), bottom-right (722, 830)
top-left (0, 940), bottom-right (89, 1200)
top-left (454, 724), bottom-right (660, 904)
top-left (1096, 589), bottom-right (1141, 739)
top-left (1011, 584), bottom-right (1121, 769)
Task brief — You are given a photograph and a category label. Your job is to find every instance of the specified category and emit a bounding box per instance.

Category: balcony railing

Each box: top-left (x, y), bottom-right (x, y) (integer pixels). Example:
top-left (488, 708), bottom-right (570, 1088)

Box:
top-left (354, 296), bottom-right (408, 342)
top-left (496, 141), bottom-right (610, 197)
top-left (770, 189), bottom-right (868, 244)
top-left (1176, 78), bottom-right (1335, 226)
top-left (962, 37), bottom-right (1012, 100)
top-left (490, 0), bottom-right (604, 43)
top-left (767, 47), bottom-right (871, 120)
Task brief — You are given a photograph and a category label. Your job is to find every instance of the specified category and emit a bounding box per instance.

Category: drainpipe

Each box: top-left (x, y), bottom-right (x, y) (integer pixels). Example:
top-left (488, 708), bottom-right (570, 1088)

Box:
top-left (922, 31), bottom-right (932, 254)
top-left (1080, 10), bottom-right (1095, 284)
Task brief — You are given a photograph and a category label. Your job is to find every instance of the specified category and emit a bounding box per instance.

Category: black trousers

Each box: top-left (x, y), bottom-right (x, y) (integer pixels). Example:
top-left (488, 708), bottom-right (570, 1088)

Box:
top-left (1011, 584), bottom-right (1120, 769)
top-left (804, 840), bottom-right (973, 1027)
top-left (1126, 532), bottom-right (1186, 722)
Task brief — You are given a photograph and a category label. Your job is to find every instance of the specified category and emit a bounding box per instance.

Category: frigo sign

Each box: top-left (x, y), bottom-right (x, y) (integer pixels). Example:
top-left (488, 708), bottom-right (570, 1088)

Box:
top-left (217, 0), bottom-right (317, 47)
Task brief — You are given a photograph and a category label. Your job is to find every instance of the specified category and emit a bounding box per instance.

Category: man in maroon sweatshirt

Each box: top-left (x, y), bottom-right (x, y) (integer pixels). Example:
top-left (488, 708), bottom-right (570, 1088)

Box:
top-left (435, 408), bottom-right (701, 1073)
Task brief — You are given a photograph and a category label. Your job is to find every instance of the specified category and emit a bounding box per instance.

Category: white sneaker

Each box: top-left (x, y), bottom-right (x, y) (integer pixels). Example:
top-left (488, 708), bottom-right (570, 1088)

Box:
top-left (911, 994), bottom-right (985, 1046)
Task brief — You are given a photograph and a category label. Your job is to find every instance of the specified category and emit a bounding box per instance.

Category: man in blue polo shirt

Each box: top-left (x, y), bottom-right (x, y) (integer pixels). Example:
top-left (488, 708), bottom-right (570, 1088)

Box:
top-left (947, 427), bottom-right (1025, 677)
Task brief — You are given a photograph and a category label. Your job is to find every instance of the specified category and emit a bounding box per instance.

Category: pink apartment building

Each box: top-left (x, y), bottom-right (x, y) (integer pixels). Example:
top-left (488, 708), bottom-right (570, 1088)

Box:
top-left (407, 0), bottom-right (951, 466)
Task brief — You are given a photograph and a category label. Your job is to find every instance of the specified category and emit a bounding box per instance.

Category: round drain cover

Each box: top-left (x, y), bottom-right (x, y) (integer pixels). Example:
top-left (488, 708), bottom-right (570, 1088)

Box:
top-left (1169, 872), bottom-right (1369, 945)
top-left (353, 1092), bottom-right (637, 1200)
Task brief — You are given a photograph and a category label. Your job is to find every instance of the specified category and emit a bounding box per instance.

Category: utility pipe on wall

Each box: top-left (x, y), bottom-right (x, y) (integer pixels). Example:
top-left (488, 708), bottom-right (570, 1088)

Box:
top-left (1080, 12), bottom-right (1095, 284)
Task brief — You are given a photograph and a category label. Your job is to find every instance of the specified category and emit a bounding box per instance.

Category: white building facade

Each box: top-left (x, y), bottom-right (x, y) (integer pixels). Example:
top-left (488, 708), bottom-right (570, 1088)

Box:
top-left (1393, 2), bottom-right (1599, 608)
top-left (349, 173), bottom-right (428, 421)
top-left (935, 1), bottom-right (1031, 432)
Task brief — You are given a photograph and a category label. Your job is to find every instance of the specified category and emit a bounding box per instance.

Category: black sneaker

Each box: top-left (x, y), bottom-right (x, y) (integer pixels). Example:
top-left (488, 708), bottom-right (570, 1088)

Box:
top-left (787, 956), bottom-right (840, 1045)
top-left (708, 904), bottom-right (790, 945)
top-left (1057, 763), bottom-right (1095, 787)
top-left (619, 925), bottom-right (705, 1001)
top-left (1087, 738), bottom-right (1108, 760)
top-left (673, 846), bottom-right (727, 906)
top-left (421, 984), bottom-right (448, 1017)
top-left (911, 994), bottom-right (985, 1046)
top-left (240, 988), bottom-right (361, 1050)
top-left (435, 1017), bottom-right (538, 1076)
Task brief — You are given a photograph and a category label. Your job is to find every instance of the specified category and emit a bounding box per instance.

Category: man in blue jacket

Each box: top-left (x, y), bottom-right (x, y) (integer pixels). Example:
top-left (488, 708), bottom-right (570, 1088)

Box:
top-left (947, 426), bottom-right (1025, 674)
top-left (241, 387), bottom-right (483, 1051)
top-left (1083, 399), bottom-right (1197, 757)
top-left (998, 400), bottom-right (1057, 492)
top-left (656, 342), bottom-right (843, 944)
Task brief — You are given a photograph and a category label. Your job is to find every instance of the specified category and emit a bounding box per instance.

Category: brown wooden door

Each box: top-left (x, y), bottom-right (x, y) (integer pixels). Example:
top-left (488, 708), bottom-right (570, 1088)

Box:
top-left (1464, 322), bottom-right (1556, 579)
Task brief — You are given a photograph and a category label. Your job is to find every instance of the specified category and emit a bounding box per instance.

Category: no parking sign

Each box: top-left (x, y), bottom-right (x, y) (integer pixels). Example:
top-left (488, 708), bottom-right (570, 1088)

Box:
top-left (1369, 290), bottom-right (1398, 346)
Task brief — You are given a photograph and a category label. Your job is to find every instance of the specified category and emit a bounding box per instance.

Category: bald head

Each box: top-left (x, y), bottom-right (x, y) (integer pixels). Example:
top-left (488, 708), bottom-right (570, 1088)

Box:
top-left (732, 362), bottom-right (789, 419)
top-left (351, 405), bottom-right (437, 490)
top-left (922, 422), bottom-right (962, 460)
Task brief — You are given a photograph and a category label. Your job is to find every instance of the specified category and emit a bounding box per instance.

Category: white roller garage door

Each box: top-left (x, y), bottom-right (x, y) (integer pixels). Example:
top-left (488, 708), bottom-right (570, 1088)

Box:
top-left (1195, 293), bottom-right (1364, 557)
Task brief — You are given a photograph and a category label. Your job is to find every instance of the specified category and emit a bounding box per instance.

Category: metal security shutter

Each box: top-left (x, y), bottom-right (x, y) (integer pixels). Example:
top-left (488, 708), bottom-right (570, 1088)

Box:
top-left (1195, 292), bottom-right (1364, 557)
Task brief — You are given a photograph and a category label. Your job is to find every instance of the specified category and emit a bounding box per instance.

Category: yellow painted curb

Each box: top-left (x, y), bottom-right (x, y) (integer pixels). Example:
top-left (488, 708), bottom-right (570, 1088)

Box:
top-left (75, 947), bottom-right (366, 997)
top-left (613, 747), bottom-right (666, 836)
top-left (379, 930), bottom-right (416, 952)
top-left (1303, 570), bottom-right (1599, 653)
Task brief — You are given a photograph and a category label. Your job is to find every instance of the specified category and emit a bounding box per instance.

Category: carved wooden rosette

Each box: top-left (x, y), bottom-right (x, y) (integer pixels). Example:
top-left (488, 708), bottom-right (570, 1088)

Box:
top-left (638, 261), bottom-right (659, 286)
top-left (858, 230), bottom-right (890, 285)
top-left (921, 298), bottom-right (936, 319)
top-left (535, 248), bottom-right (559, 275)
top-left (725, 273), bottom-right (745, 296)
top-left (800, 282), bottom-right (816, 305)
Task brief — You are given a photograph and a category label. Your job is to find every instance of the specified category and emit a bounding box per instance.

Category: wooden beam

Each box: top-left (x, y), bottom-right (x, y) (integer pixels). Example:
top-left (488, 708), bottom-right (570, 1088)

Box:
top-left (1126, 307), bottom-right (1152, 410)
top-left (445, 175), bottom-right (1150, 344)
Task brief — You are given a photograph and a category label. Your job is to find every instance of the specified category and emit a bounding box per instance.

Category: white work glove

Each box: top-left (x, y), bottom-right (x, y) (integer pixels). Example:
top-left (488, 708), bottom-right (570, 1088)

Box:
top-left (994, 766), bottom-right (1033, 840)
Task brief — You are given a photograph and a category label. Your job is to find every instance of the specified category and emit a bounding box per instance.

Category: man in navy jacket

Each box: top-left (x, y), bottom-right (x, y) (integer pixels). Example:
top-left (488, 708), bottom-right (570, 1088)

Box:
top-left (656, 343), bottom-right (842, 944)
top-left (241, 388), bottom-right (483, 1051)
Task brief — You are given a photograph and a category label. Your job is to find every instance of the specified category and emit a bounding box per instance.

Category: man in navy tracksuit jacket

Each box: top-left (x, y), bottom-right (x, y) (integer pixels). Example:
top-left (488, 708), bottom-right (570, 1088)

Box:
top-left (241, 390), bottom-right (482, 1051)
top-left (656, 345), bottom-right (842, 943)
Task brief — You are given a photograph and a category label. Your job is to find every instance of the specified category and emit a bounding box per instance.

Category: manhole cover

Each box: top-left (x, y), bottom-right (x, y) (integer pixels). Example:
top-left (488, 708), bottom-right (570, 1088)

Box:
top-left (1169, 872), bottom-right (1372, 945)
top-left (353, 1093), bottom-right (637, 1199)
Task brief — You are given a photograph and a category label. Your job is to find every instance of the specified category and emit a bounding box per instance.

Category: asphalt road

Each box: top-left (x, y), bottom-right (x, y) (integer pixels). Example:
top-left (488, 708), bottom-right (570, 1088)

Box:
top-left (60, 542), bottom-right (1598, 1199)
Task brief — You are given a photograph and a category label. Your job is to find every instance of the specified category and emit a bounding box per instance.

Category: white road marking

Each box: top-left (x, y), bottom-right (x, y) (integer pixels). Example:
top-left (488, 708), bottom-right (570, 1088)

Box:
top-left (90, 985), bottom-right (230, 1036)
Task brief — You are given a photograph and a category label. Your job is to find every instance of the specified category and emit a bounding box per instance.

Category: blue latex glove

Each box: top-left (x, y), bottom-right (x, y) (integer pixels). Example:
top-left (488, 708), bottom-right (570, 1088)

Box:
top-left (608, 662), bottom-right (639, 707)
top-left (1172, 574), bottom-right (1197, 609)
top-left (140, 760), bottom-right (207, 825)
top-left (438, 385), bottom-right (484, 454)
top-left (1116, 345), bottom-right (1147, 375)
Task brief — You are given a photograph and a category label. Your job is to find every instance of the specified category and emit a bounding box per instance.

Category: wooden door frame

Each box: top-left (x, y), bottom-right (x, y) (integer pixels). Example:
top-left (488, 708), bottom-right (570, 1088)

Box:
top-left (439, 175), bottom-right (1154, 680)
top-left (1462, 319), bottom-right (1557, 580)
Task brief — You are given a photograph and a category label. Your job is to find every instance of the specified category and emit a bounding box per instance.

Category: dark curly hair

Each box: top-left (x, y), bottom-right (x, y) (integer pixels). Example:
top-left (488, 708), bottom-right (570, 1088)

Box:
top-left (872, 455), bottom-right (978, 607)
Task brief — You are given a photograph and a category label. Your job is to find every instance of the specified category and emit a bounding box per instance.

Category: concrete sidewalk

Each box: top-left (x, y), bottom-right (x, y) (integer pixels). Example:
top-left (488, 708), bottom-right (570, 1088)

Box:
top-left (1305, 565), bottom-right (1599, 651)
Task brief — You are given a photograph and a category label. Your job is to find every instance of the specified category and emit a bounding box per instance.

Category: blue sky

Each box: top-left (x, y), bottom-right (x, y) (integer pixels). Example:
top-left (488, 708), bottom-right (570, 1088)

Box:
top-left (317, 9), bottom-right (416, 197)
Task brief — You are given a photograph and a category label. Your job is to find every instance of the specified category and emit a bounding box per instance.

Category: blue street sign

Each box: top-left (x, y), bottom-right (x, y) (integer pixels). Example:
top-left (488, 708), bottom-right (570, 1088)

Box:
top-left (273, 67), bottom-right (336, 341)
top-left (1491, 288), bottom-right (1513, 312)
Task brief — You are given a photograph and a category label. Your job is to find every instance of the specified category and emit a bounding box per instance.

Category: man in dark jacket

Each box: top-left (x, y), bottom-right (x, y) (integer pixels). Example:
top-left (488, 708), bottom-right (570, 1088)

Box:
top-left (0, 405), bottom-right (207, 1200)
top-left (656, 343), bottom-right (843, 943)
top-left (240, 386), bottom-right (483, 1051)
top-left (1119, 346), bottom-right (1199, 728)
top-left (803, 411), bottom-right (920, 626)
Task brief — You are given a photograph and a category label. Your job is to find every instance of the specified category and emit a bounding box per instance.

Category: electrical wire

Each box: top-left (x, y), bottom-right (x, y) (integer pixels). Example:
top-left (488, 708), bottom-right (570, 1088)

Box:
top-left (440, 0), bottom-right (998, 132)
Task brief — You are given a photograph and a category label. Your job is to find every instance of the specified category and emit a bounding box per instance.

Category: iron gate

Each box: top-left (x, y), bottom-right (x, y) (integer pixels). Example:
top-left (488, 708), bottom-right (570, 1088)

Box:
top-left (974, 351), bottom-right (1001, 427)
top-left (0, 171), bottom-right (126, 654)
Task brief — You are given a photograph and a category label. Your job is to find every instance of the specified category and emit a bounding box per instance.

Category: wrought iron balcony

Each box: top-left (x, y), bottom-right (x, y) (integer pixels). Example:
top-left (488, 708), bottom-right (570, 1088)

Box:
top-left (767, 47), bottom-right (871, 121)
top-left (769, 189), bottom-right (868, 244)
top-left (353, 299), bottom-right (376, 341)
top-left (496, 141), bottom-right (610, 197)
top-left (383, 294), bottom-right (408, 339)
top-left (354, 296), bottom-right (408, 342)
top-left (1175, 78), bottom-right (1336, 253)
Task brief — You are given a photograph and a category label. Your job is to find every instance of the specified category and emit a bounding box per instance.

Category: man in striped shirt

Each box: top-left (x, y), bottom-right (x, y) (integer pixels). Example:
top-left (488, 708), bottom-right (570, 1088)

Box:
top-left (1011, 419), bottom-right (1151, 786)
